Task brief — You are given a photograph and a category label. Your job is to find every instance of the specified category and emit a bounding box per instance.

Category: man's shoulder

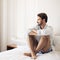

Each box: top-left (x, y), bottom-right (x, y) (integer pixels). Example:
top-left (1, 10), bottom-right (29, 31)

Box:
top-left (48, 25), bottom-right (53, 28)
top-left (47, 25), bottom-right (53, 30)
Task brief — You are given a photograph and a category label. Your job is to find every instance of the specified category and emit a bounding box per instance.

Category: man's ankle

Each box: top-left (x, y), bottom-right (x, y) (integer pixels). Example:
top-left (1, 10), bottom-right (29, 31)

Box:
top-left (35, 49), bottom-right (39, 54)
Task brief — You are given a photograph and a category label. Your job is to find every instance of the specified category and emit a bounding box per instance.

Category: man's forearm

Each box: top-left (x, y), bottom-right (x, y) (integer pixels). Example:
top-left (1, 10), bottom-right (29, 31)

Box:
top-left (28, 31), bottom-right (37, 35)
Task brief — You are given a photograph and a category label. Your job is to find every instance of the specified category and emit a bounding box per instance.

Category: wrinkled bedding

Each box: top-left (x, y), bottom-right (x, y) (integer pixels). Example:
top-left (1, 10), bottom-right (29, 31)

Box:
top-left (0, 45), bottom-right (60, 60)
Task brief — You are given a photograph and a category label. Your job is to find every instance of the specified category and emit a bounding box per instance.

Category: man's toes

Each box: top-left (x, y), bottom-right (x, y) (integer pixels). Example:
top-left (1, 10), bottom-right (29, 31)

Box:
top-left (24, 53), bottom-right (31, 57)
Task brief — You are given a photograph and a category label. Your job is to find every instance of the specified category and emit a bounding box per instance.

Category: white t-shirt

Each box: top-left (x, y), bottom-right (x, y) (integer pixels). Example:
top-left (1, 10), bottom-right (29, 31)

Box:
top-left (28, 24), bottom-right (54, 46)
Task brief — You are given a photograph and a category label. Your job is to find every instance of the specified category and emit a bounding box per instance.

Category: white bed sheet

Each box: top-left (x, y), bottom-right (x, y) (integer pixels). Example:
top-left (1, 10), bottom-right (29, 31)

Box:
top-left (0, 45), bottom-right (60, 60)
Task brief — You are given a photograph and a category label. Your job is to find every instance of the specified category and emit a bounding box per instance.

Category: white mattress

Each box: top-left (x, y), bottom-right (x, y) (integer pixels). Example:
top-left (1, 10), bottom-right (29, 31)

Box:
top-left (0, 45), bottom-right (60, 60)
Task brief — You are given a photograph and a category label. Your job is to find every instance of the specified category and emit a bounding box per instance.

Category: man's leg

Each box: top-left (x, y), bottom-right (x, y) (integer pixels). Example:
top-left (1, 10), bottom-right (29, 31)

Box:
top-left (28, 35), bottom-right (36, 58)
top-left (35, 36), bottom-right (50, 53)
top-left (24, 35), bottom-right (38, 59)
top-left (24, 35), bottom-right (50, 58)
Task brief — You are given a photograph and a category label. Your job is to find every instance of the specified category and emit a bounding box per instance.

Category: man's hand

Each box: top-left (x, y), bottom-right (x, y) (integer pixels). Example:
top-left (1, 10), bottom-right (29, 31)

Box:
top-left (29, 29), bottom-right (37, 35)
top-left (31, 29), bottom-right (37, 33)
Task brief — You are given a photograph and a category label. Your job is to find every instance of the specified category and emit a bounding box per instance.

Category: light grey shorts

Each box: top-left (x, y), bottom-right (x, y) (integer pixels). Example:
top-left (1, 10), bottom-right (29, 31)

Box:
top-left (35, 36), bottom-right (41, 42)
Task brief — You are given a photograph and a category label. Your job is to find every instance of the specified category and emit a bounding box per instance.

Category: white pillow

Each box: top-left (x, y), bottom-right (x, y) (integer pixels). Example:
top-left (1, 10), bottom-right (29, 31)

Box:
top-left (53, 36), bottom-right (60, 51)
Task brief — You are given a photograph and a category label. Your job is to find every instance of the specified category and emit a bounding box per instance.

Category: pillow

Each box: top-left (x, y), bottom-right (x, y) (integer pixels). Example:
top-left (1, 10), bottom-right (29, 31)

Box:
top-left (53, 35), bottom-right (60, 51)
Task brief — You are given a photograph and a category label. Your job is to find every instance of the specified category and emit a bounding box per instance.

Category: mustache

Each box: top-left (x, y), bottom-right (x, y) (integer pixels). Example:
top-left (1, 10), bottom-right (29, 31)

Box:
top-left (37, 22), bottom-right (42, 26)
top-left (37, 22), bottom-right (40, 25)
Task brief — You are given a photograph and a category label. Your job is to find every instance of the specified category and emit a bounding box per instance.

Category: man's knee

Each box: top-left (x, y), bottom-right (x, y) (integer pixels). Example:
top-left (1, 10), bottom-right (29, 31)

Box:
top-left (28, 35), bottom-right (37, 42)
top-left (28, 35), bottom-right (34, 38)
top-left (41, 35), bottom-right (50, 40)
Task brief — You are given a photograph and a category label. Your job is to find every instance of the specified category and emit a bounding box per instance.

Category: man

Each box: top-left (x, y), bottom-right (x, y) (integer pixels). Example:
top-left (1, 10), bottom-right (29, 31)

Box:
top-left (24, 13), bottom-right (53, 59)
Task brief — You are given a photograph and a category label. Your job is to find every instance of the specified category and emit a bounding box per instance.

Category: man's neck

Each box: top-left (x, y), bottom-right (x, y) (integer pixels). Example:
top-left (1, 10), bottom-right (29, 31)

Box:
top-left (40, 23), bottom-right (46, 29)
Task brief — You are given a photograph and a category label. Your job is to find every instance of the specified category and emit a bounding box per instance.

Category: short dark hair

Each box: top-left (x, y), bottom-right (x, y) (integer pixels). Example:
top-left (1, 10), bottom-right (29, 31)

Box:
top-left (37, 13), bottom-right (48, 23)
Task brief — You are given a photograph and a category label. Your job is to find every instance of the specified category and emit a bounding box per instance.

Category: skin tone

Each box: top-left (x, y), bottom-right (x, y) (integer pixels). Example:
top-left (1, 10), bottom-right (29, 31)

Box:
top-left (24, 16), bottom-right (51, 59)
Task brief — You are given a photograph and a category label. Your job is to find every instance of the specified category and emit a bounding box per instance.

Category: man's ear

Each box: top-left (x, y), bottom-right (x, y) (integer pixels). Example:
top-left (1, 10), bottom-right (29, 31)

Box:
top-left (43, 19), bottom-right (45, 22)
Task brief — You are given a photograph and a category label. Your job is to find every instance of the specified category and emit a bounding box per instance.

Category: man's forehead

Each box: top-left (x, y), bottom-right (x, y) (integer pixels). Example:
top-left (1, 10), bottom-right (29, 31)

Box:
top-left (37, 16), bottom-right (42, 19)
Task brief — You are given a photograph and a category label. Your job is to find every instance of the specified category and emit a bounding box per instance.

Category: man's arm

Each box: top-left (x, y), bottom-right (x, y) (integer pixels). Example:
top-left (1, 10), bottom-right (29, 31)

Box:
top-left (28, 29), bottom-right (37, 35)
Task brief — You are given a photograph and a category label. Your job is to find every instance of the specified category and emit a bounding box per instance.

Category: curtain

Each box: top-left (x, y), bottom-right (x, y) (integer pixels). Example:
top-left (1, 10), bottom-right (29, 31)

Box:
top-left (0, 0), bottom-right (7, 51)
top-left (0, 0), bottom-right (38, 51)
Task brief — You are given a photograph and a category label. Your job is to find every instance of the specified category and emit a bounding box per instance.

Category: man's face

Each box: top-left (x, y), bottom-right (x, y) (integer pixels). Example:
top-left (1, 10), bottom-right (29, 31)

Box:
top-left (37, 16), bottom-right (43, 26)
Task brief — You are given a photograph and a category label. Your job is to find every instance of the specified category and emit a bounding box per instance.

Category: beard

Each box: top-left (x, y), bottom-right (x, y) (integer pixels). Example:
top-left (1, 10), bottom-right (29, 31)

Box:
top-left (38, 23), bottom-right (40, 26)
top-left (38, 22), bottom-right (42, 26)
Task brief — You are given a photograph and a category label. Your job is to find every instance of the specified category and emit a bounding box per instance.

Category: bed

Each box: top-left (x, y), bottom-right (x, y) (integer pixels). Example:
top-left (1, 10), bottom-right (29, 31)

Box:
top-left (0, 35), bottom-right (60, 60)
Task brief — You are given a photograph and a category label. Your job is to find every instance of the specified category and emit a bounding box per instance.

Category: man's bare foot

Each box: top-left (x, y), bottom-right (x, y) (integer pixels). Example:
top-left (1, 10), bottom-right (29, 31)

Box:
top-left (24, 53), bottom-right (31, 57)
top-left (24, 52), bottom-right (37, 59)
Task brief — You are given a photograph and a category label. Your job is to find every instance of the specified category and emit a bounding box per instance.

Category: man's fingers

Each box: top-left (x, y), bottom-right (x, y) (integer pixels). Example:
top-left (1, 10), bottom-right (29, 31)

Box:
top-left (29, 31), bottom-right (37, 35)
top-left (31, 30), bottom-right (37, 33)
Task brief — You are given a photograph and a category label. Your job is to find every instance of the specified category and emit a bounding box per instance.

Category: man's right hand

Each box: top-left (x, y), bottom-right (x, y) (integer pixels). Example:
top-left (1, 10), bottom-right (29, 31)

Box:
top-left (29, 30), bottom-right (37, 35)
top-left (31, 29), bottom-right (37, 33)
